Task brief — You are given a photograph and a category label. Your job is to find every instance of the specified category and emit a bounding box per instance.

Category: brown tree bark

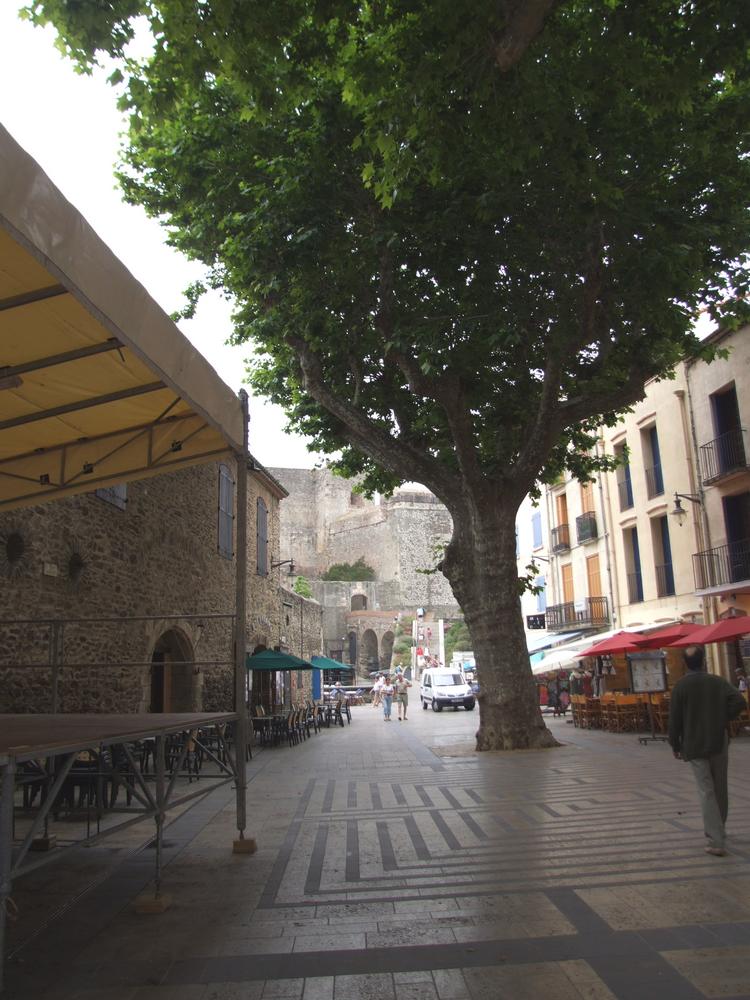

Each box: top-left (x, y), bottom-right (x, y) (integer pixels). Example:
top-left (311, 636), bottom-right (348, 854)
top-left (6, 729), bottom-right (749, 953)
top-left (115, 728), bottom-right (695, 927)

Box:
top-left (441, 497), bottom-right (558, 751)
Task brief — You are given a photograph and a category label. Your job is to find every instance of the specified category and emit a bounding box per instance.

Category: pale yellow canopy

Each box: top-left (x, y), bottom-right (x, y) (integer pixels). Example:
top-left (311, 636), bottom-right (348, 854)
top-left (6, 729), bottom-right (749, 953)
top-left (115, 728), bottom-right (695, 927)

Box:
top-left (0, 126), bottom-right (245, 511)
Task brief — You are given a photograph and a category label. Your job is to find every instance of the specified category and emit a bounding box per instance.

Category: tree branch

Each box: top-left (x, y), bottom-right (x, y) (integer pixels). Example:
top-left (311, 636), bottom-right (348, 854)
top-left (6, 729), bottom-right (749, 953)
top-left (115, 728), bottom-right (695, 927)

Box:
top-left (493, 0), bottom-right (562, 72)
top-left (288, 336), bottom-right (463, 506)
top-left (560, 363), bottom-right (658, 425)
top-left (512, 354), bottom-right (564, 491)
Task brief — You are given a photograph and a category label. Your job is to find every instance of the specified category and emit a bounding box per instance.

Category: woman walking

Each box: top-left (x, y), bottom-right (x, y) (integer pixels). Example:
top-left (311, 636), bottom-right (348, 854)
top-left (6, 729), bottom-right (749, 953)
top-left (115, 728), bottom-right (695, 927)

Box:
top-left (382, 676), bottom-right (394, 721)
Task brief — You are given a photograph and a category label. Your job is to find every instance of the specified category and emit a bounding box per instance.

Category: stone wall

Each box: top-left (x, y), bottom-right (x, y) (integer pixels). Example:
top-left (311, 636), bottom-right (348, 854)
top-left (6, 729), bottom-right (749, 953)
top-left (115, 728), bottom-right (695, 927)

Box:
top-left (0, 460), bottom-right (292, 713)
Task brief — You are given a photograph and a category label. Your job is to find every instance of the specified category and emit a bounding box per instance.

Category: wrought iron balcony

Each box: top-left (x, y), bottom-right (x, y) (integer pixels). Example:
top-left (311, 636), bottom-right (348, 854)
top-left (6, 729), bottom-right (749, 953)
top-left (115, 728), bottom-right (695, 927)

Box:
top-left (644, 464), bottom-right (664, 499)
top-left (576, 511), bottom-right (598, 544)
top-left (698, 429), bottom-right (748, 485)
top-left (655, 562), bottom-right (675, 598)
top-left (545, 596), bottom-right (609, 632)
top-left (618, 478), bottom-right (634, 511)
top-left (551, 523), bottom-right (570, 553)
top-left (693, 538), bottom-right (750, 591)
top-left (627, 570), bottom-right (644, 604)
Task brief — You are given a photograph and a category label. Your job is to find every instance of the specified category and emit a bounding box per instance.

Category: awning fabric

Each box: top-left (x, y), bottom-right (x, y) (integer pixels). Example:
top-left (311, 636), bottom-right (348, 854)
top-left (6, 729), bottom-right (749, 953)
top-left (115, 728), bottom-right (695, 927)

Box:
top-left (311, 655), bottom-right (354, 672)
top-left (246, 650), bottom-right (317, 671)
top-left (526, 631), bottom-right (583, 654)
top-left (0, 126), bottom-right (245, 511)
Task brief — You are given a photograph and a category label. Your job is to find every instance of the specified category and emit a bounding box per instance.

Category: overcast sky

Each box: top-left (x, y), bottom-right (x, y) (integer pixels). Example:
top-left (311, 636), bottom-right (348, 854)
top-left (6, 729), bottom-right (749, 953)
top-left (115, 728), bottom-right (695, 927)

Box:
top-left (0, 6), bottom-right (320, 470)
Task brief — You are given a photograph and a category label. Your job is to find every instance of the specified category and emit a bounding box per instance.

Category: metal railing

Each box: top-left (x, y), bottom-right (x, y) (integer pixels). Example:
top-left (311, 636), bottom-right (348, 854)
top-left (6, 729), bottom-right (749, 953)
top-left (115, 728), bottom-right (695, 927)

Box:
top-left (618, 478), bottom-right (634, 511)
top-left (699, 428), bottom-right (748, 484)
top-left (545, 596), bottom-right (609, 631)
top-left (627, 571), bottom-right (644, 604)
top-left (644, 464), bottom-right (664, 499)
top-left (576, 511), bottom-right (598, 543)
top-left (655, 562), bottom-right (675, 598)
top-left (693, 538), bottom-right (750, 590)
top-left (551, 523), bottom-right (570, 553)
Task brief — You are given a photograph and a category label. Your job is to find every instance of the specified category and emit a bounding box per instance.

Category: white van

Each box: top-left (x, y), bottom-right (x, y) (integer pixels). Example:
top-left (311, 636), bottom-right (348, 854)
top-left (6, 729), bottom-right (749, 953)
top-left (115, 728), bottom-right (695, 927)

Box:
top-left (420, 668), bottom-right (475, 712)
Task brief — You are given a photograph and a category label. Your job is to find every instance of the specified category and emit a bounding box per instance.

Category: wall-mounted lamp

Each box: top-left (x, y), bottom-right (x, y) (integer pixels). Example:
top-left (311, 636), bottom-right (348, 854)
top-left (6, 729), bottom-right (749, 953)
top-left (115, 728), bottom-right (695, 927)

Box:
top-left (272, 557), bottom-right (296, 577)
top-left (670, 492), bottom-right (702, 527)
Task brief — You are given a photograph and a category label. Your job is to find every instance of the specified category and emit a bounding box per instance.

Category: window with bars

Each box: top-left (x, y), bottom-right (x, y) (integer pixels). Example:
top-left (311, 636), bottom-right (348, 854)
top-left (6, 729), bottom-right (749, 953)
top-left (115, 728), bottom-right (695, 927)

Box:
top-left (257, 496), bottom-right (269, 576)
top-left (218, 464), bottom-right (234, 559)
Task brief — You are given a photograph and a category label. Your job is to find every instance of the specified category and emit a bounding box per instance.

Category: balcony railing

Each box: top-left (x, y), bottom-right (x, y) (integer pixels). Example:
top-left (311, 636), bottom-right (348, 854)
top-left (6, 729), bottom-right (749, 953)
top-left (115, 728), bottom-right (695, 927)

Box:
top-left (693, 538), bottom-right (750, 590)
top-left (655, 562), bottom-right (675, 598)
top-left (618, 478), bottom-right (634, 511)
top-left (551, 523), bottom-right (571, 553)
top-left (627, 570), bottom-right (644, 604)
top-left (699, 428), bottom-right (748, 485)
top-left (644, 464), bottom-right (664, 499)
top-left (576, 511), bottom-right (598, 544)
top-left (545, 596), bottom-right (609, 632)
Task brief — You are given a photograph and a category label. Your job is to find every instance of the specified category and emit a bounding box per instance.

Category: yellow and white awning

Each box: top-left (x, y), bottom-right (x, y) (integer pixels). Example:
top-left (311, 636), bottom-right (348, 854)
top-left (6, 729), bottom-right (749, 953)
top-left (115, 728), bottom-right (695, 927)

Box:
top-left (0, 125), bottom-right (244, 511)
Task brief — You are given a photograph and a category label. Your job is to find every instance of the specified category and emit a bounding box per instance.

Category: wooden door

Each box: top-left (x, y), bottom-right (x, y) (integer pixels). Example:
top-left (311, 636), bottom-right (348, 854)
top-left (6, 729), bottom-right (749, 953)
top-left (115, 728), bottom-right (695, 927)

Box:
top-left (586, 554), bottom-right (602, 598)
top-left (556, 492), bottom-right (569, 526)
top-left (580, 481), bottom-right (594, 514)
top-left (561, 563), bottom-right (574, 603)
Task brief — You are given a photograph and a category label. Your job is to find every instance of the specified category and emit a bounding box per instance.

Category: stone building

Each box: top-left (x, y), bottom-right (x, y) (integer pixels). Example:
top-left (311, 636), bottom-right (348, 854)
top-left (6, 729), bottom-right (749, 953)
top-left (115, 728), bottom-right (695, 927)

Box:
top-left (269, 468), bottom-right (461, 673)
top-left (0, 459), bottom-right (322, 713)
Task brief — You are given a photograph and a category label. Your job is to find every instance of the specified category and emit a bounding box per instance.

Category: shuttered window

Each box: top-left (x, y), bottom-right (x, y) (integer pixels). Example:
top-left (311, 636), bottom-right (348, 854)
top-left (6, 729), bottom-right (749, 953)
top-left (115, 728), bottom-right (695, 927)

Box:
top-left (218, 464), bottom-right (234, 559)
top-left (257, 496), bottom-right (268, 576)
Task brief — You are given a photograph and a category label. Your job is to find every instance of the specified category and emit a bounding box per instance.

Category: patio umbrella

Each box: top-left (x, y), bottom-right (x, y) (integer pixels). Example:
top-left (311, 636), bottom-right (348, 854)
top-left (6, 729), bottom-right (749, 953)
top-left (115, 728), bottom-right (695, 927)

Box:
top-left (311, 655), bottom-right (354, 672)
top-left (630, 623), bottom-right (703, 650)
top-left (578, 631), bottom-right (641, 658)
top-left (669, 616), bottom-right (750, 647)
top-left (246, 649), bottom-right (317, 670)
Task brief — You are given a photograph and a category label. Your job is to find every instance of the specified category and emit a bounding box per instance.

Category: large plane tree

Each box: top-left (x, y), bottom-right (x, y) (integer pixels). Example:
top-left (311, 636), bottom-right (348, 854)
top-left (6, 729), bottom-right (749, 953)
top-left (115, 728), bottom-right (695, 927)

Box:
top-left (27, 0), bottom-right (750, 748)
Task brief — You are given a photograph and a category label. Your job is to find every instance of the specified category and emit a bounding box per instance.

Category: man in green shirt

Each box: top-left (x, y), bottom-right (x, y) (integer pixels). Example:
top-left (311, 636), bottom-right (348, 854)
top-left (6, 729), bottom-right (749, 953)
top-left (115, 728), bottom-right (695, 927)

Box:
top-left (668, 645), bottom-right (746, 856)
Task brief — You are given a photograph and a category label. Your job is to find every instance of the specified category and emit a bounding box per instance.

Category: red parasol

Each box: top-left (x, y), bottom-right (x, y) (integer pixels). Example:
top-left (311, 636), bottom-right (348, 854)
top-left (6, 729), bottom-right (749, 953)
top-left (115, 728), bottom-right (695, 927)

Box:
top-left (630, 622), bottom-right (703, 649)
top-left (578, 630), bottom-right (641, 657)
top-left (670, 615), bottom-right (750, 647)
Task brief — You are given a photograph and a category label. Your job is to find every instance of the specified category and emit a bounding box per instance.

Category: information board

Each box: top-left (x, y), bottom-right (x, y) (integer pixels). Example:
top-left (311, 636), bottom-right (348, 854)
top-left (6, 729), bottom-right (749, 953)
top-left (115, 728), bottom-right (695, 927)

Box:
top-left (628, 652), bottom-right (667, 693)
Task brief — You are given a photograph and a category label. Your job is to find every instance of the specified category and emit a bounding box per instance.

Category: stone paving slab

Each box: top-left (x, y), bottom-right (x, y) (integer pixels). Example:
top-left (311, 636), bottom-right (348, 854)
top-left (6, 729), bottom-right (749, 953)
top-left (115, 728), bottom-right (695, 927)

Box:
top-left (4, 708), bottom-right (750, 999)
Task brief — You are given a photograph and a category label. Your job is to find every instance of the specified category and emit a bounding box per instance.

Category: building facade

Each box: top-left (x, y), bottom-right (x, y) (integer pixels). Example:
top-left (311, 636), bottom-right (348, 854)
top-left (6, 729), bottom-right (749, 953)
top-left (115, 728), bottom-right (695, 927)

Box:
top-left (0, 460), bottom-right (322, 713)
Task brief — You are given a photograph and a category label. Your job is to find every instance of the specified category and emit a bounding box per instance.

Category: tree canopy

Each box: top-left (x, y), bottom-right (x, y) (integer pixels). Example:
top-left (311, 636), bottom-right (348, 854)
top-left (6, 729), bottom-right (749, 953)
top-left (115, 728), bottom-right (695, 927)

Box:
top-left (25, 0), bottom-right (750, 747)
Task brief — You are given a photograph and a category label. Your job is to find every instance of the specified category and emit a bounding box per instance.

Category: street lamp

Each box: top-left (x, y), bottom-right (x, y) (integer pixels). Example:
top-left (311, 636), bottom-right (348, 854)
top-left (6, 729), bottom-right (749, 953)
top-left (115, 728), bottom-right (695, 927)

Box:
top-left (670, 492), bottom-right (702, 527)
top-left (271, 557), bottom-right (296, 576)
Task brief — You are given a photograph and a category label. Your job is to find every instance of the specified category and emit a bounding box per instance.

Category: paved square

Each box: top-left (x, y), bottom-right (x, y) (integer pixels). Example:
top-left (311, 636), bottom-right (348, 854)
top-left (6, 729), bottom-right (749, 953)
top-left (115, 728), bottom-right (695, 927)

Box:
top-left (4, 707), bottom-right (750, 999)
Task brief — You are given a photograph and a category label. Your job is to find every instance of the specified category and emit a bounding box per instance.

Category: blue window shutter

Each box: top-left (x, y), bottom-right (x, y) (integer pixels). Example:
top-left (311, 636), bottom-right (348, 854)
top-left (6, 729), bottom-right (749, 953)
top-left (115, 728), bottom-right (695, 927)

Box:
top-left (257, 497), bottom-right (268, 576)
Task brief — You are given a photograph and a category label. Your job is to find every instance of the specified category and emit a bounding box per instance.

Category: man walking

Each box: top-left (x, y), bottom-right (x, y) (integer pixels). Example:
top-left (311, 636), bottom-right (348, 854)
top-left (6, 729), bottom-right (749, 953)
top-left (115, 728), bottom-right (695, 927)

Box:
top-left (668, 645), bottom-right (746, 856)
top-left (394, 673), bottom-right (411, 720)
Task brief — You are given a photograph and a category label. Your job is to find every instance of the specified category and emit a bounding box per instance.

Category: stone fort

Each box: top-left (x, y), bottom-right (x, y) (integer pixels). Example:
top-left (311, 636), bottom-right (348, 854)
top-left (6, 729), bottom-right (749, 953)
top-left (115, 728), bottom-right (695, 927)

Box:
top-left (269, 468), bottom-right (461, 674)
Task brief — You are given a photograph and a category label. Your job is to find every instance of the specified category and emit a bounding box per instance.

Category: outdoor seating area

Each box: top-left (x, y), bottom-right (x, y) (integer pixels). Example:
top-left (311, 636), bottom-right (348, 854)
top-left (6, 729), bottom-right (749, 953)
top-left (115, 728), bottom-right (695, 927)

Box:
top-left (251, 699), bottom-right (353, 748)
top-left (570, 690), bottom-right (750, 736)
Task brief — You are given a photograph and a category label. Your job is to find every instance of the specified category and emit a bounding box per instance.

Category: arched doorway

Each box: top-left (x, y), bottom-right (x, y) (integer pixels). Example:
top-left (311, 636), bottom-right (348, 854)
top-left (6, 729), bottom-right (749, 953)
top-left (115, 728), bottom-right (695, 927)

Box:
top-left (351, 594), bottom-right (367, 611)
top-left (362, 629), bottom-right (379, 675)
top-left (150, 629), bottom-right (195, 712)
top-left (348, 631), bottom-right (358, 667)
top-left (380, 631), bottom-right (395, 672)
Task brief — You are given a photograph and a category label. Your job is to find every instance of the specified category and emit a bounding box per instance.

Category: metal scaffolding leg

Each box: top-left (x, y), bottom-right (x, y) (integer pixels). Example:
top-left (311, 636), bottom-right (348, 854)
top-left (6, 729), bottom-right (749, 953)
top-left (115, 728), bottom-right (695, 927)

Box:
top-left (233, 389), bottom-right (250, 853)
top-left (0, 760), bottom-right (16, 994)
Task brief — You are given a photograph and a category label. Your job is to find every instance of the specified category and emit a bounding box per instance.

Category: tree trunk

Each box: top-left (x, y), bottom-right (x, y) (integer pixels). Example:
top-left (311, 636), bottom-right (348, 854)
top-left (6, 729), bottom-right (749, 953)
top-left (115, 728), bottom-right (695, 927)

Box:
top-left (442, 499), bottom-right (558, 751)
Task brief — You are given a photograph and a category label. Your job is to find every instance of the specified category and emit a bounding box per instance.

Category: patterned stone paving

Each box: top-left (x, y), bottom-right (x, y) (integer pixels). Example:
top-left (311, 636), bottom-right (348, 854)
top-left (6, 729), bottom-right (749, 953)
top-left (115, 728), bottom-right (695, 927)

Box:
top-left (5, 706), bottom-right (750, 999)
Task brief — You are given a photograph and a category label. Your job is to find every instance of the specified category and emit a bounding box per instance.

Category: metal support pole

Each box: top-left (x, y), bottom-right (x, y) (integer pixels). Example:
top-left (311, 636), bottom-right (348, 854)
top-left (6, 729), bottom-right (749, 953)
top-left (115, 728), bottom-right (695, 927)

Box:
top-left (154, 735), bottom-right (165, 898)
top-left (234, 390), bottom-right (249, 841)
top-left (0, 759), bottom-right (17, 995)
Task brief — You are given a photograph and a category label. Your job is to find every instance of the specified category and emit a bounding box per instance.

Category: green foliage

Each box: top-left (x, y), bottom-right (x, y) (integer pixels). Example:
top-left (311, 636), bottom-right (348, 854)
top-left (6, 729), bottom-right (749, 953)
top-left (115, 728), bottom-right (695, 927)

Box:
top-left (321, 557), bottom-right (376, 582)
top-left (24, 0), bottom-right (750, 509)
top-left (293, 575), bottom-right (313, 598)
top-left (444, 619), bottom-right (472, 664)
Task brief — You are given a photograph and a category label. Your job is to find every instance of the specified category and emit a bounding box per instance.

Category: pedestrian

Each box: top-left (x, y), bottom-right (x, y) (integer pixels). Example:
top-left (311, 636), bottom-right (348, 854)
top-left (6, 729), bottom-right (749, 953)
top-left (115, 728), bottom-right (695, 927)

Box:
top-left (547, 680), bottom-right (559, 716)
top-left (394, 673), bottom-right (411, 720)
top-left (668, 645), bottom-right (746, 857)
top-left (382, 676), bottom-right (394, 721)
top-left (372, 674), bottom-right (384, 708)
top-left (559, 687), bottom-right (570, 716)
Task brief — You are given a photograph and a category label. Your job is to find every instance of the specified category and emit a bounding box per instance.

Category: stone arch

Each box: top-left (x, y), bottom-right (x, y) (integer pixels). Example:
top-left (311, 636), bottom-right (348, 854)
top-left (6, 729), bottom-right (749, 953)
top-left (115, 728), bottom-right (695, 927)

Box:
top-left (380, 631), bottom-right (394, 672)
top-left (351, 593), bottom-right (367, 611)
top-left (361, 628), bottom-right (379, 674)
top-left (148, 628), bottom-right (196, 712)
